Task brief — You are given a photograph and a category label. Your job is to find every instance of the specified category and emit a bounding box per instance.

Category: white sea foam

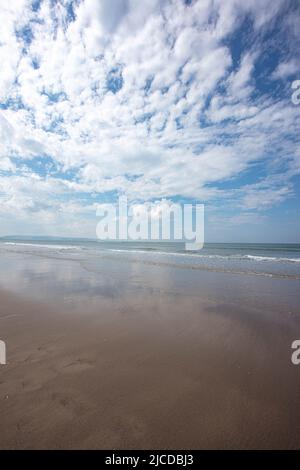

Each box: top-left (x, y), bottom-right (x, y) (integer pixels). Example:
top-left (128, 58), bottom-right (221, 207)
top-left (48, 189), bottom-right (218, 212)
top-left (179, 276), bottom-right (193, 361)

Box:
top-left (2, 242), bottom-right (300, 264)
top-left (242, 254), bottom-right (300, 263)
top-left (3, 242), bottom-right (81, 251)
top-left (107, 248), bottom-right (300, 263)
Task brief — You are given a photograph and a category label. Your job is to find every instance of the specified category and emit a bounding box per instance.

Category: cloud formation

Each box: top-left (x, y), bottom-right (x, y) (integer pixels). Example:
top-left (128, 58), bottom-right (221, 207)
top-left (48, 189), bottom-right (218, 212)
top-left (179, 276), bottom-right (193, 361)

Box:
top-left (0, 0), bottom-right (299, 238)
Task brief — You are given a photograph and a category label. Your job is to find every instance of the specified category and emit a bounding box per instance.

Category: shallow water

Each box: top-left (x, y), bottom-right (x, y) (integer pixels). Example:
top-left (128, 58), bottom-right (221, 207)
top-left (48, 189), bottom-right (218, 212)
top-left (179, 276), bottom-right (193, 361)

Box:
top-left (1, 239), bottom-right (300, 280)
top-left (0, 240), bottom-right (300, 449)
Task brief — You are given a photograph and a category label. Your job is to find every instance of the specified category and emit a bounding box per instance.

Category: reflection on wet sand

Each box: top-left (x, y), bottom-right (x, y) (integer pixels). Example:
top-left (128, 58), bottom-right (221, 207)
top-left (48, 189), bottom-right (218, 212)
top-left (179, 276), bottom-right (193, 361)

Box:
top-left (0, 249), bottom-right (300, 449)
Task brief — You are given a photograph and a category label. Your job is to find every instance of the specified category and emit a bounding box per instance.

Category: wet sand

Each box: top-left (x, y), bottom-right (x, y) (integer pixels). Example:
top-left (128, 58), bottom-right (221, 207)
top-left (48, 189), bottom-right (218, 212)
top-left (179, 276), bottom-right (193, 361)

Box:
top-left (0, 250), bottom-right (300, 449)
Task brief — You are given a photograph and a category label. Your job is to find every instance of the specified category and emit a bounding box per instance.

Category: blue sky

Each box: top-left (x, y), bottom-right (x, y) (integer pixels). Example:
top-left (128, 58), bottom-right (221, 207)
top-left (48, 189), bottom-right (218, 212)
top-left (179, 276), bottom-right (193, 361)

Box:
top-left (0, 0), bottom-right (300, 242)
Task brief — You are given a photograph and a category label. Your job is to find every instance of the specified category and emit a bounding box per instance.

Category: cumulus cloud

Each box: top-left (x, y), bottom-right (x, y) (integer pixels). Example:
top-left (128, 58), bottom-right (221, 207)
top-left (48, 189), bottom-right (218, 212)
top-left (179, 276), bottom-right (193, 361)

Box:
top-left (0, 0), bottom-right (299, 237)
top-left (272, 58), bottom-right (300, 79)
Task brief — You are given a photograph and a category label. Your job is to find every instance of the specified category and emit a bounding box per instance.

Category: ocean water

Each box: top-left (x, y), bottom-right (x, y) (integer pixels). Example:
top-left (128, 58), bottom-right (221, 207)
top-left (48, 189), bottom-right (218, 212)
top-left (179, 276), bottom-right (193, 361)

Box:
top-left (1, 238), bottom-right (300, 280)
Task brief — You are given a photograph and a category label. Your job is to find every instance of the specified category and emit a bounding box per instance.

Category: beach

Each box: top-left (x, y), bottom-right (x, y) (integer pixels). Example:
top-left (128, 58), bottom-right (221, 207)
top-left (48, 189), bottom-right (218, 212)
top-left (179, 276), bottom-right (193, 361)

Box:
top-left (0, 241), bottom-right (300, 449)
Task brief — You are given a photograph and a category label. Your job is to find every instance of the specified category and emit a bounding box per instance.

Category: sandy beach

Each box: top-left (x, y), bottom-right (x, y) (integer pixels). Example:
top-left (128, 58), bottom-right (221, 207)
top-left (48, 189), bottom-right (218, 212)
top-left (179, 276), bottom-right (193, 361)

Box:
top-left (1, 0), bottom-right (300, 455)
top-left (0, 245), bottom-right (300, 449)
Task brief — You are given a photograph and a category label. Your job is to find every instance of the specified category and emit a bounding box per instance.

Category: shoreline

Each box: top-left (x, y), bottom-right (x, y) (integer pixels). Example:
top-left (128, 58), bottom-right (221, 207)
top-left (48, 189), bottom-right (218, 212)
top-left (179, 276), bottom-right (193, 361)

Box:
top-left (0, 249), bottom-right (300, 449)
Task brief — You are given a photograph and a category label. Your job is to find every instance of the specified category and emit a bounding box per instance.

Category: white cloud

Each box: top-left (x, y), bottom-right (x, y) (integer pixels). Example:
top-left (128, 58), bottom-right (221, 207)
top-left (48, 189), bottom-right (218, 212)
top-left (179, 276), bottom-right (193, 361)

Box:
top-left (0, 0), bottom-right (299, 236)
top-left (272, 58), bottom-right (300, 79)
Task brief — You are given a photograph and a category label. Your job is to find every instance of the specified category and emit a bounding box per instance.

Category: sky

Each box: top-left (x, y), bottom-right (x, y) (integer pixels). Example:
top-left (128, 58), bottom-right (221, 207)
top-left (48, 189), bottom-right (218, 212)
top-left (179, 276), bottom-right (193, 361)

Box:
top-left (0, 0), bottom-right (300, 242)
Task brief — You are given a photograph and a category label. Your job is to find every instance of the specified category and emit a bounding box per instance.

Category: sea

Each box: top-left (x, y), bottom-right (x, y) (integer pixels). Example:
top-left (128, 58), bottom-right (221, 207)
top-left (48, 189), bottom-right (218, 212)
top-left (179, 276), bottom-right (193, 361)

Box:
top-left (1, 238), bottom-right (300, 280)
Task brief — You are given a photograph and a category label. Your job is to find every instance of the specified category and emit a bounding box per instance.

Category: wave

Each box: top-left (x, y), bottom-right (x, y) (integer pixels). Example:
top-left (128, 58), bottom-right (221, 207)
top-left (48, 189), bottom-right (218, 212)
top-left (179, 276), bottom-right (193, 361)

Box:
top-left (1, 241), bottom-right (300, 280)
top-left (2, 241), bottom-right (300, 264)
top-left (242, 254), bottom-right (300, 263)
top-left (3, 242), bottom-right (82, 251)
top-left (107, 248), bottom-right (300, 263)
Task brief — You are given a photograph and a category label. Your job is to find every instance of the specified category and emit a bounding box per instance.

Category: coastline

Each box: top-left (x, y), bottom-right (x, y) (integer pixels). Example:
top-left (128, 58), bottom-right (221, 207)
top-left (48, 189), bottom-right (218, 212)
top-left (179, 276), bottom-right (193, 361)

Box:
top-left (0, 249), bottom-right (300, 449)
